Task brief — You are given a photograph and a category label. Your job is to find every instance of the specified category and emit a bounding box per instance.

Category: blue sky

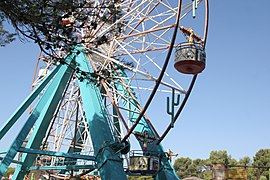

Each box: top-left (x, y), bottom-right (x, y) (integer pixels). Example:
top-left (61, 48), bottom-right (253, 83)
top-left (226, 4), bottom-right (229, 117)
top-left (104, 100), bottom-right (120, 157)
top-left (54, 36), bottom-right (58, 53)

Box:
top-left (169, 0), bottom-right (270, 160)
top-left (1, 0), bottom-right (270, 162)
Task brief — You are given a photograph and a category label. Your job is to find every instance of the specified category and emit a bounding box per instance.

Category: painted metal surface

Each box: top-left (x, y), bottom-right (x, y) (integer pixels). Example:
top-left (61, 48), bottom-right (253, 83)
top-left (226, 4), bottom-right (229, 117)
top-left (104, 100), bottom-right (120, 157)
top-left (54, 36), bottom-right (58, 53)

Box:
top-left (18, 147), bottom-right (95, 161)
top-left (0, 61), bottom-right (73, 179)
top-left (0, 47), bottom-right (180, 180)
top-left (0, 65), bottom-right (61, 140)
top-left (0, 48), bottom-right (127, 179)
top-left (114, 68), bottom-right (179, 180)
top-left (76, 47), bottom-right (127, 180)
top-left (12, 55), bottom-right (76, 179)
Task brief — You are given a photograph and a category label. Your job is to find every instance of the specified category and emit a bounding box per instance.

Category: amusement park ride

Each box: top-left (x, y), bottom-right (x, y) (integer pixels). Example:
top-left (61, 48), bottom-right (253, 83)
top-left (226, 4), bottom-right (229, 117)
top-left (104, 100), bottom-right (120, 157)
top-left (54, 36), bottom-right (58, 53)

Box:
top-left (0, 0), bottom-right (209, 179)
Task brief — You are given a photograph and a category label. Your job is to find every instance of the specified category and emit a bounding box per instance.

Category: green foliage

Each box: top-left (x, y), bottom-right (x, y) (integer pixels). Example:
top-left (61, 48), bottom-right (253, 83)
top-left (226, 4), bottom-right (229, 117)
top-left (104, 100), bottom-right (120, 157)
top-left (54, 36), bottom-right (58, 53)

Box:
top-left (208, 150), bottom-right (238, 166)
top-left (228, 157), bottom-right (238, 166)
top-left (0, 12), bottom-right (16, 47)
top-left (247, 168), bottom-right (258, 180)
top-left (3, 167), bottom-right (15, 178)
top-left (174, 157), bottom-right (192, 178)
top-left (203, 170), bottom-right (212, 180)
top-left (173, 157), bottom-right (211, 179)
top-left (0, 0), bottom-right (123, 55)
top-left (128, 176), bottom-right (153, 180)
top-left (173, 149), bottom-right (270, 180)
top-left (253, 149), bottom-right (270, 179)
top-left (190, 159), bottom-right (207, 179)
top-left (253, 149), bottom-right (270, 167)
top-left (209, 150), bottom-right (229, 165)
top-left (239, 156), bottom-right (252, 166)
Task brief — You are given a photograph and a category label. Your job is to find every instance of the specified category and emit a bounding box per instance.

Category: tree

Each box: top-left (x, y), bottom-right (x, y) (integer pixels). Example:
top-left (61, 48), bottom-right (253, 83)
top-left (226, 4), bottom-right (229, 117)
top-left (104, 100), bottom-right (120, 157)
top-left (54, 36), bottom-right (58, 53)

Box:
top-left (253, 149), bottom-right (270, 180)
top-left (202, 169), bottom-right (212, 180)
top-left (173, 157), bottom-right (193, 178)
top-left (0, 12), bottom-right (16, 47)
top-left (3, 167), bottom-right (15, 178)
top-left (128, 176), bottom-right (153, 180)
top-left (209, 150), bottom-right (229, 165)
top-left (190, 158), bottom-right (208, 179)
top-left (238, 156), bottom-right (256, 179)
top-left (173, 157), bottom-right (211, 179)
top-left (239, 156), bottom-right (252, 166)
top-left (228, 156), bottom-right (238, 166)
top-left (0, 0), bottom-right (123, 58)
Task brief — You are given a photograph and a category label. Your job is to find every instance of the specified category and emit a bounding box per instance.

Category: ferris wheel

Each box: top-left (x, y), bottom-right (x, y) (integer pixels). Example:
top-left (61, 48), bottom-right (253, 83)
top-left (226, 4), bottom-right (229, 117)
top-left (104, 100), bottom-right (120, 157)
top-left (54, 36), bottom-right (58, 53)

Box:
top-left (0, 0), bottom-right (209, 179)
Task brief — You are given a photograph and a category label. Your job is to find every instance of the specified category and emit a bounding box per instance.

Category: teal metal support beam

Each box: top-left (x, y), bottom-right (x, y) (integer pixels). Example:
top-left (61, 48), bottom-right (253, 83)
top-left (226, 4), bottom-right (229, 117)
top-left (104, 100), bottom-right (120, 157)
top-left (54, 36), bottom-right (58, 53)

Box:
top-left (18, 148), bottom-right (95, 161)
top-left (114, 68), bottom-right (179, 180)
top-left (60, 125), bottom-right (89, 175)
top-left (0, 157), bottom-right (22, 165)
top-left (0, 53), bottom-right (77, 179)
top-left (0, 65), bottom-right (61, 140)
top-left (29, 165), bottom-right (95, 171)
top-left (12, 56), bottom-right (76, 179)
top-left (0, 150), bottom-right (7, 155)
top-left (0, 62), bottom-right (69, 178)
top-left (76, 48), bottom-right (127, 180)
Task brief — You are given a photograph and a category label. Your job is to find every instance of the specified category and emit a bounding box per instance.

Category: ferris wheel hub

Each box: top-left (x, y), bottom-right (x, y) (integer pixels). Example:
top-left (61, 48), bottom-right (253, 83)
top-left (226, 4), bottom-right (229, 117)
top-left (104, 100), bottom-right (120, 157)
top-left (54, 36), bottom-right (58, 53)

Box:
top-left (174, 44), bottom-right (206, 74)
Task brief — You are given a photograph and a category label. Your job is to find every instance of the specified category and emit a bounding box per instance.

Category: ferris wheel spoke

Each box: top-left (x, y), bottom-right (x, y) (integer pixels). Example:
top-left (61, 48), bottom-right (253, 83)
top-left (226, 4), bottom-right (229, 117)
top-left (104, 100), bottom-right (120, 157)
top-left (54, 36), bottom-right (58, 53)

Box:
top-left (88, 48), bottom-right (154, 80)
top-left (108, 67), bottom-right (161, 138)
top-left (90, 51), bottom-right (186, 94)
top-left (0, 0), bottom-right (209, 179)
top-left (95, 0), bottom-right (150, 38)
top-left (83, 0), bottom-right (195, 105)
top-left (105, 82), bottom-right (141, 115)
top-left (114, 26), bottom-right (173, 52)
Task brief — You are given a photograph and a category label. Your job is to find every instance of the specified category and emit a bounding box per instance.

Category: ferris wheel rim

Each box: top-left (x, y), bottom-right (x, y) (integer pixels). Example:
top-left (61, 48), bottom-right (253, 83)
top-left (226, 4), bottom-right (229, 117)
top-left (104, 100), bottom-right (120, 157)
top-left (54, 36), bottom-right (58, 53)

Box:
top-left (78, 0), bottom-right (209, 144)
top-left (30, 0), bottom-right (209, 161)
top-left (154, 0), bottom-right (210, 147)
